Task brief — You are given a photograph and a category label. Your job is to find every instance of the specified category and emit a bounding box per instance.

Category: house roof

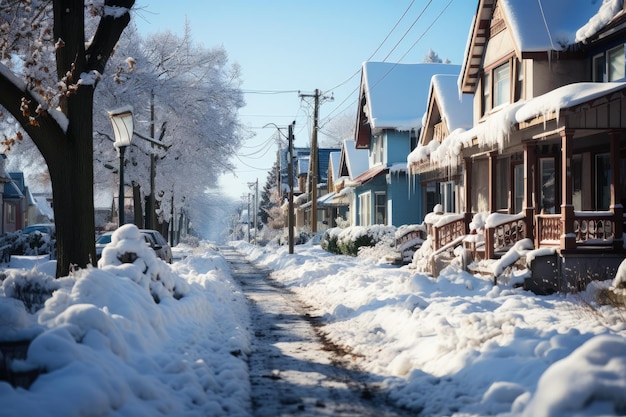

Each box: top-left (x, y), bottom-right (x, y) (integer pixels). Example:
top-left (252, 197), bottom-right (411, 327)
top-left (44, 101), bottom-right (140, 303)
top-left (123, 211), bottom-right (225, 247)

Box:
top-left (352, 165), bottom-right (389, 186)
top-left (460, 0), bottom-right (624, 93)
top-left (412, 74), bottom-right (474, 169)
top-left (329, 151), bottom-right (341, 182)
top-left (340, 139), bottom-right (369, 179)
top-left (359, 62), bottom-right (462, 131)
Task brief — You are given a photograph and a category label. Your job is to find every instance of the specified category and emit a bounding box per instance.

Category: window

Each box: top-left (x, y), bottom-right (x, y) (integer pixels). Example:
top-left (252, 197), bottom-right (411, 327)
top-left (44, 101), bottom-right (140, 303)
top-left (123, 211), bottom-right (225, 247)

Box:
top-left (572, 154), bottom-right (582, 211)
top-left (372, 135), bottom-right (384, 165)
top-left (513, 163), bottom-right (524, 213)
top-left (375, 192), bottom-right (387, 225)
top-left (514, 59), bottom-right (524, 101)
top-left (593, 53), bottom-right (606, 82)
top-left (359, 192), bottom-right (371, 226)
top-left (493, 61), bottom-right (511, 108)
top-left (440, 181), bottom-right (456, 213)
top-left (425, 182), bottom-right (439, 214)
top-left (596, 153), bottom-right (610, 210)
top-left (496, 157), bottom-right (509, 211)
top-left (608, 45), bottom-right (625, 81)
top-left (540, 158), bottom-right (555, 213)
top-left (481, 72), bottom-right (490, 116)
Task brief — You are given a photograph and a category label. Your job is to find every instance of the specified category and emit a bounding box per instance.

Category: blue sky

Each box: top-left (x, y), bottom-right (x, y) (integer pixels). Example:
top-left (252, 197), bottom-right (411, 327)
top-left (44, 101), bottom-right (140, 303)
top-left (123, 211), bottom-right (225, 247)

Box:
top-left (133, 1), bottom-right (477, 201)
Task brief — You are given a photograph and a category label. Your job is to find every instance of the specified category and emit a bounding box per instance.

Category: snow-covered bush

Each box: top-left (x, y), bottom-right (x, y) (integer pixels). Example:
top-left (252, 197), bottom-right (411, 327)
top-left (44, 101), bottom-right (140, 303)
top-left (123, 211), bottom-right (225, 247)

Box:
top-left (321, 225), bottom-right (396, 256)
top-left (1, 270), bottom-right (63, 313)
top-left (0, 231), bottom-right (56, 261)
top-left (98, 224), bottom-right (189, 303)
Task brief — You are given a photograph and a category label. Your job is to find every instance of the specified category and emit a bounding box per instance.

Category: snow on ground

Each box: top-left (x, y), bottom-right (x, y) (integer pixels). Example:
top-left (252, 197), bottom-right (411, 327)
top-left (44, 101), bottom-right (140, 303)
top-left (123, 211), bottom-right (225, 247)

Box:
top-left (2, 229), bottom-right (626, 417)
top-left (233, 239), bottom-right (626, 417)
top-left (1, 225), bottom-right (251, 417)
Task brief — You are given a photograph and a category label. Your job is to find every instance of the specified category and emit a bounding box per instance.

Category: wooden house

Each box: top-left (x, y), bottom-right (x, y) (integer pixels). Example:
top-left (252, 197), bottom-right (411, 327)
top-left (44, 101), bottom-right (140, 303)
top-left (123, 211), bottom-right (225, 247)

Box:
top-left (412, 0), bottom-right (626, 292)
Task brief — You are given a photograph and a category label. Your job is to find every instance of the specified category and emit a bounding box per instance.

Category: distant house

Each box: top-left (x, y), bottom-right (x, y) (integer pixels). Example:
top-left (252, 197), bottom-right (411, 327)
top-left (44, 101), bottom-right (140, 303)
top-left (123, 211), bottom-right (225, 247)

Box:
top-left (352, 61), bottom-right (461, 227)
top-left (319, 139), bottom-right (369, 226)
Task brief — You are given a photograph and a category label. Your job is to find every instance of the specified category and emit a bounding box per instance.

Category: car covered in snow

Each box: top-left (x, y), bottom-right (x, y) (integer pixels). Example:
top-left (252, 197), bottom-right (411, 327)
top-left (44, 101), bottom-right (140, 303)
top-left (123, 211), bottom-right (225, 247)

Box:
top-left (95, 229), bottom-right (172, 263)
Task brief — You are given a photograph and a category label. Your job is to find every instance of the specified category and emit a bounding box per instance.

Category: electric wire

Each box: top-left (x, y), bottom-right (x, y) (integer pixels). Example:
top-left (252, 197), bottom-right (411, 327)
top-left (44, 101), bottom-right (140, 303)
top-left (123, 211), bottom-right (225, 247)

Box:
top-left (321, 0), bottom-right (418, 117)
top-left (321, 0), bottom-right (455, 129)
top-left (382, 0), bottom-right (433, 61)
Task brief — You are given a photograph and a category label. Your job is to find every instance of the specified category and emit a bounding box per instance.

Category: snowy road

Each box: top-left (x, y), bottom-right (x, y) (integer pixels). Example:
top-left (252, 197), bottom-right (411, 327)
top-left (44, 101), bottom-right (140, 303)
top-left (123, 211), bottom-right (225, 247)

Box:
top-left (220, 247), bottom-right (411, 417)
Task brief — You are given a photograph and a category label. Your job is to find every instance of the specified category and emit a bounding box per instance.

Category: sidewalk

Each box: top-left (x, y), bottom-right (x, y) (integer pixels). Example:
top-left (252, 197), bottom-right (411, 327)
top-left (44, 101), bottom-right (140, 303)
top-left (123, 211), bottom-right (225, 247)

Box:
top-left (219, 246), bottom-right (411, 417)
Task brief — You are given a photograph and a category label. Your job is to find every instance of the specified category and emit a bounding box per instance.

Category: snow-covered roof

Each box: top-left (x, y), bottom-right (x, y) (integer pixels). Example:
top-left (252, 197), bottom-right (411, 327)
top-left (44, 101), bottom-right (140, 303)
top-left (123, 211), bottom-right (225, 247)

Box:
top-left (410, 80), bottom-right (626, 170)
top-left (430, 74), bottom-right (473, 132)
top-left (329, 151), bottom-right (341, 181)
top-left (460, 0), bottom-right (625, 93)
top-left (360, 62), bottom-right (461, 130)
top-left (500, 0), bottom-right (621, 52)
top-left (342, 139), bottom-right (368, 179)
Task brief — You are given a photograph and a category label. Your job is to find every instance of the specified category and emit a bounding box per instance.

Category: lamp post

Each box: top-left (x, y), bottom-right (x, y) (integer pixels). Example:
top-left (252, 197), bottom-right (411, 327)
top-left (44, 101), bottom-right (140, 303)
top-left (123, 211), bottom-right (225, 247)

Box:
top-left (108, 106), bottom-right (134, 227)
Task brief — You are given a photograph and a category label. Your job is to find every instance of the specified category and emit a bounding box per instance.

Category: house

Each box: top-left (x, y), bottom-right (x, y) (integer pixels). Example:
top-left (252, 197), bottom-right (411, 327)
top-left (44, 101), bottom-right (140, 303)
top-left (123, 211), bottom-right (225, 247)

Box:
top-left (411, 0), bottom-right (626, 292)
top-left (283, 146), bottom-right (340, 232)
top-left (408, 73), bottom-right (474, 217)
top-left (317, 139), bottom-right (369, 226)
top-left (352, 61), bottom-right (461, 227)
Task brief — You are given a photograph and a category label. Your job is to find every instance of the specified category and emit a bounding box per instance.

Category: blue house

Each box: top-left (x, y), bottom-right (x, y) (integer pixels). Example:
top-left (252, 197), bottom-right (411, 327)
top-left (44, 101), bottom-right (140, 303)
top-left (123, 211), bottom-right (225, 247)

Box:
top-left (352, 62), bottom-right (461, 227)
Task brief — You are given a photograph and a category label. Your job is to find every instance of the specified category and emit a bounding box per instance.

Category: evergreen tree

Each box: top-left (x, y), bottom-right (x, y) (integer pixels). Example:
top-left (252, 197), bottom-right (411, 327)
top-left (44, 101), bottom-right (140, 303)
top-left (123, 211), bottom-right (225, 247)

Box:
top-left (259, 161), bottom-right (279, 225)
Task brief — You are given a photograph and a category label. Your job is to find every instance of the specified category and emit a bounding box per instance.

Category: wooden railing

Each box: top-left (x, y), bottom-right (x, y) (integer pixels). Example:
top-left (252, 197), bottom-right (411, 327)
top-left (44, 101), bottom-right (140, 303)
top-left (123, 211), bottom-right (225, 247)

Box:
top-left (537, 212), bottom-right (617, 248)
top-left (485, 215), bottom-right (526, 258)
top-left (574, 211), bottom-right (614, 244)
top-left (432, 215), bottom-right (466, 251)
top-left (536, 214), bottom-right (561, 246)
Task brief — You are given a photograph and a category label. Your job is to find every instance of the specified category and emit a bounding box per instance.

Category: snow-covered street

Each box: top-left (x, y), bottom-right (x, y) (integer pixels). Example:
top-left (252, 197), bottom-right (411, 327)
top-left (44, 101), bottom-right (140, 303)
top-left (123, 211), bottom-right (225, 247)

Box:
top-left (2, 227), bottom-right (626, 417)
top-left (220, 246), bottom-right (410, 417)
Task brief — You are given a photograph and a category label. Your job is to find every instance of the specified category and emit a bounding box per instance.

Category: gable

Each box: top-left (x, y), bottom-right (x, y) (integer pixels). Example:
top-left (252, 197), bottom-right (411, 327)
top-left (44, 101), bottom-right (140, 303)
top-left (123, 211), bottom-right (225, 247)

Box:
top-left (460, 0), bottom-right (619, 94)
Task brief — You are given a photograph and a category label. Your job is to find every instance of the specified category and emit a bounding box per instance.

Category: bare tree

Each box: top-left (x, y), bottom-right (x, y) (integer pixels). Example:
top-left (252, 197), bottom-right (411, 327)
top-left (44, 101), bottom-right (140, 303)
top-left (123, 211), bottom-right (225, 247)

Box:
top-left (0, 0), bottom-right (134, 276)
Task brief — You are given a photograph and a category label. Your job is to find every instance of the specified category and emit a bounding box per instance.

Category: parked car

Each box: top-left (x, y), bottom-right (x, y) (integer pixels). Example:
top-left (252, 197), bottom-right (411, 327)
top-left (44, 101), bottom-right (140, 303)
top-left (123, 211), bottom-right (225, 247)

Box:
top-left (95, 229), bottom-right (173, 263)
top-left (22, 223), bottom-right (56, 238)
top-left (140, 229), bottom-right (173, 264)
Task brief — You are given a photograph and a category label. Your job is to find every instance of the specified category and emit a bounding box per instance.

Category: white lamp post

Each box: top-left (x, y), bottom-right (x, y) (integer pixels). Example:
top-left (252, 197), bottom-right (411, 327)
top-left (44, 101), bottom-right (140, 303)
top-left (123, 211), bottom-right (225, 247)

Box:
top-left (108, 106), bottom-right (134, 226)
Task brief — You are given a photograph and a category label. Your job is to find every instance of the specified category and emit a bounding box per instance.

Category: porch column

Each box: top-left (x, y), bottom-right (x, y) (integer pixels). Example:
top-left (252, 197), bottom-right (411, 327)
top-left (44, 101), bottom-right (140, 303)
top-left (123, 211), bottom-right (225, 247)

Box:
top-left (610, 130), bottom-right (623, 250)
top-left (463, 157), bottom-right (473, 233)
top-left (488, 151), bottom-right (497, 212)
top-left (485, 151), bottom-right (498, 259)
top-left (523, 142), bottom-right (536, 243)
top-left (560, 129), bottom-right (576, 250)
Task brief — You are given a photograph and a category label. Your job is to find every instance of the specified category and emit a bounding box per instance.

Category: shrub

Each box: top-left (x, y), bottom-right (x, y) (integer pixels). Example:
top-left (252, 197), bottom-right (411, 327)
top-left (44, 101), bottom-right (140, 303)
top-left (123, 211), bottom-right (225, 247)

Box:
top-left (321, 225), bottom-right (395, 257)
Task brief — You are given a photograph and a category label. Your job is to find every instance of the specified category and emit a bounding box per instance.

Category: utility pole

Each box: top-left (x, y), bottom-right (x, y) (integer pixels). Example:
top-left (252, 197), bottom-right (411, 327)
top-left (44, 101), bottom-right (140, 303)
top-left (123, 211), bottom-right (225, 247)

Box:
top-left (288, 121), bottom-right (295, 254)
top-left (299, 89), bottom-right (332, 233)
top-left (247, 193), bottom-right (251, 243)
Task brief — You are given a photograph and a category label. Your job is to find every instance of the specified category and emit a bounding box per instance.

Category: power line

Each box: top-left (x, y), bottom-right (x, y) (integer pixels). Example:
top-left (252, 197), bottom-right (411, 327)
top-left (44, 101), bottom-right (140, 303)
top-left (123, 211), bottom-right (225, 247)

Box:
top-left (241, 89), bottom-right (300, 95)
top-left (396, 0), bottom-right (455, 62)
top-left (321, 0), bottom-right (417, 105)
top-left (383, 0), bottom-right (433, 61)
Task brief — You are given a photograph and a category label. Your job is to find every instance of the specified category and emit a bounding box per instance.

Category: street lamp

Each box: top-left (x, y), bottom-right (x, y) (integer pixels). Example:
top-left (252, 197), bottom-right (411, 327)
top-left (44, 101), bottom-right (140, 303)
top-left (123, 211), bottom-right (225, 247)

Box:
top-left (108, 106), bottom-right (134, 226)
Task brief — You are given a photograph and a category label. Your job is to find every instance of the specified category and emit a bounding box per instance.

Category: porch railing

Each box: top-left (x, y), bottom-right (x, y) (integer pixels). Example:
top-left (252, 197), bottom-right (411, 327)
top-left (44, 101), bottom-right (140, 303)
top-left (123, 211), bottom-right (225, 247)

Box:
top-left (431, 215), bottom-right (466, 252)
top-left (484, 214), bottom-right (526, 259)
top-left (536, 214), bottom-right (561, 245)
top-left (574, 211), bottom-right (615, 244)
top-left (536, 211), bottom-right (616, 248)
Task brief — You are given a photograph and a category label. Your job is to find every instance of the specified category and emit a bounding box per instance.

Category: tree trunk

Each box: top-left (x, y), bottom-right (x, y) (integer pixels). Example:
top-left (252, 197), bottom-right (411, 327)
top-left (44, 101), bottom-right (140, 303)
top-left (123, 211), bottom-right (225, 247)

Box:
top-left (48, 88), bottom-right (97, 275)
top-left (0, 0), bottom-right (133, 277)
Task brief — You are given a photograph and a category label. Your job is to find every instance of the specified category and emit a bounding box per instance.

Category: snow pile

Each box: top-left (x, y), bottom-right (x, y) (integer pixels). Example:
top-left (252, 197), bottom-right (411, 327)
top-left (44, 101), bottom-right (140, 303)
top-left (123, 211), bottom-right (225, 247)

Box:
top-left (0, 239), bottom-right (251, 417)
top-left (235, 240), bottom-right (626, 417)
top-left (98, 224), bottom-right (189, 302)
